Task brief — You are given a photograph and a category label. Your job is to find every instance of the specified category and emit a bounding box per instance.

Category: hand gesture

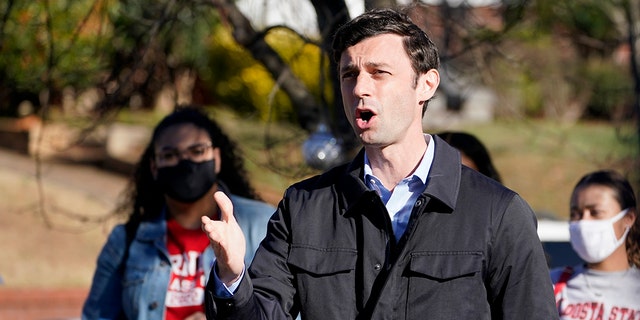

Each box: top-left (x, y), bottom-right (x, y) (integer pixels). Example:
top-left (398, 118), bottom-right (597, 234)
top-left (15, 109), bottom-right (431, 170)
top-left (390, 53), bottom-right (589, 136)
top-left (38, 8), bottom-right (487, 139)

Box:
top-left (201, 191), bottom-right (246, 285)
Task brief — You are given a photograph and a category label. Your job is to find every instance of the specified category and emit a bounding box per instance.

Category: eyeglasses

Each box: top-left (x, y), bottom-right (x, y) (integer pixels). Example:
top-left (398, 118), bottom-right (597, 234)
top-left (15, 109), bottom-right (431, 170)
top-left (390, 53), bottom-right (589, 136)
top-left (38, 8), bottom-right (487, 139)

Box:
top-left (155, 142), bottom-right (213, 166)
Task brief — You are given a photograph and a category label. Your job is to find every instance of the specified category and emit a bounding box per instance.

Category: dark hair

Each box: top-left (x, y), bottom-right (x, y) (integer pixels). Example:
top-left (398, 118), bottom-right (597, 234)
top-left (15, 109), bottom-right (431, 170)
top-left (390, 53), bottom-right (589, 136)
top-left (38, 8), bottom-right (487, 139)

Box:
top-left (116, 106), bottom-right (259, 223)
top-left (436, 131), bottom-right (502, 183)
top-left (572, 170), bottom-right (639, 267)
top-left (331, 8), bottom-right (440, 83)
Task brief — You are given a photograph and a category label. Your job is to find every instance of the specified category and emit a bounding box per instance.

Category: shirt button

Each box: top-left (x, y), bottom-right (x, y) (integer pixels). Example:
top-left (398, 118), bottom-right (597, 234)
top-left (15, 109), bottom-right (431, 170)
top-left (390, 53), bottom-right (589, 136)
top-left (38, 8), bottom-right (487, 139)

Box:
top-left (374, 263), bottom-right (382, 271)
top-left (226, 302), bottom-right (234, 308)
top-left (149, 301), bottom-right (159, 310)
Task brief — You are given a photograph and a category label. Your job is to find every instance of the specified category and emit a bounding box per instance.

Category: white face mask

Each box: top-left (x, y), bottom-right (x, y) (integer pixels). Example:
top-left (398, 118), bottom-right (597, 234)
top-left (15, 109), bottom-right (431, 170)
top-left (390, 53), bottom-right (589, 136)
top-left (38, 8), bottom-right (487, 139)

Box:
top-left (569, 208), bottom-right (630, 263)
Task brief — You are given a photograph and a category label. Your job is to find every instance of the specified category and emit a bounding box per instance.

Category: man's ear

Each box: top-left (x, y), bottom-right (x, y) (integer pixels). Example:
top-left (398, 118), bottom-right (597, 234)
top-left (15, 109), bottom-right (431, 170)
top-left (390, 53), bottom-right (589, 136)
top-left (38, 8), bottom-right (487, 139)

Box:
top-left (417, 69), bottom-right (440, 103)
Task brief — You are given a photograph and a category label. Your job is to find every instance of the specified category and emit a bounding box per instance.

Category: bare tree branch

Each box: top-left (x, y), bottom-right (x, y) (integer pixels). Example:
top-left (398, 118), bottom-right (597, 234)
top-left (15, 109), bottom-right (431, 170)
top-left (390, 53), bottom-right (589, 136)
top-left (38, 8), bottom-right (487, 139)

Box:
top-left (204, 0), bottom-right (322, 133)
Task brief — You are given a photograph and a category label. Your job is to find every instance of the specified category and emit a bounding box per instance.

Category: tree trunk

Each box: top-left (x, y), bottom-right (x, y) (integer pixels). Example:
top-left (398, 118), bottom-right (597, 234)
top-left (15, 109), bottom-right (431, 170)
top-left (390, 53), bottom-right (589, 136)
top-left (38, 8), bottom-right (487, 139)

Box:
top-left (208, 0), bottom-right (322, 133)
top-left (309, 0), bottom-right (356, 149)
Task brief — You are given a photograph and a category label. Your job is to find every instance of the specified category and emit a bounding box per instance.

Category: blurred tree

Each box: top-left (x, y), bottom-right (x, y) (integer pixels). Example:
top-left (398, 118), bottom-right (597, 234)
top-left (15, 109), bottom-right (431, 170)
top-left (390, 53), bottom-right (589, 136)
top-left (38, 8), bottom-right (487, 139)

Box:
top-left (525, 0), bottom-right (634, 120)
top-left (96, 0), bottom-right (221, 115)
top-left (200, 0), bottom-right (516, 152)
top-left (203, 0), bottom-right (352, 142)
top-left (0, 0), bottom-right (222, 119)
top-left (1, 0), bottom-right (637, 159)
top-left (0, 0), bottom-right (114, 116)
top-left (203, 24), bottom-right (333, 124)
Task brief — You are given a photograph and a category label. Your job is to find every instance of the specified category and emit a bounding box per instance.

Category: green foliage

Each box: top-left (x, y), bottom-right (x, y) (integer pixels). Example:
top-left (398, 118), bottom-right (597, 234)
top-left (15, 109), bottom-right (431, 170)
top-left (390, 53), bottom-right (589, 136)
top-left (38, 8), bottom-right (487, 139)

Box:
top-left (458, 119), bottom-right (637, 217)
top-left (203, 26), bottom-right (331, 123)
top-left (110, 0), bottom-right (218, 71)
top-left (0, 0), bottom-right (222, 116)
top-left (486, 0), bottom-right (633, 120)
top-left (487, 34), bottom-right (553, 118)
top-left (518, 71), bottom-right (544, 117)
top-left (0, 0), bottom-right (113, 92)
top-left (581, 60), bottom-right (634, 119)
top-left (204, 26), bottom-right (270, 115)
top-left (528, 0), bottom-right (622, 59)
top-left (531, 0), bottom-right (617, 40)
top-left (265, 29), bottom-right (332, 103)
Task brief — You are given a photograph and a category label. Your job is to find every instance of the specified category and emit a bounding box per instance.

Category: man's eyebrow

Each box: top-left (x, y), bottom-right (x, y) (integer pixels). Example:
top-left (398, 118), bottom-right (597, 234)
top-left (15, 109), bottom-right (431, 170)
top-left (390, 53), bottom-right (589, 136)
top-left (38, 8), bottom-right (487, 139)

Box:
top-left (365, 61), bottom-right (389, 68)
top-left (339, 63), bottom-right (357, 74)
top-left (340, 61), bottom-right (389, 73)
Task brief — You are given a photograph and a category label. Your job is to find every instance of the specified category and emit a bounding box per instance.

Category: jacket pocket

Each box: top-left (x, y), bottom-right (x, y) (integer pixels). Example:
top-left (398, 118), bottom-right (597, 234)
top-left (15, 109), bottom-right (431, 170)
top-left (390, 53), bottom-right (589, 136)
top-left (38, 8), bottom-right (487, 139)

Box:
top-left (409, 251), bottom-right (483, 280)
top-left (406, 252), bottom-right (489, 319)
top-left (287, 246), bottom-right (359, 318)
top-left (288, 245), bottom-right (357, 275)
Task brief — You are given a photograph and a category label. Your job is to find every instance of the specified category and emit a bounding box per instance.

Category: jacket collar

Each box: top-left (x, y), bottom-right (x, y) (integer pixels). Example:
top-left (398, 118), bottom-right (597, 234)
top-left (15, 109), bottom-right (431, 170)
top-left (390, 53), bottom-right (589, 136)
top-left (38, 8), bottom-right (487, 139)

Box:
top-left (137, 211), bottom-right (167, 242)
top-left (338, 135), bottom-right (461, 215)
top-left (422, 135), bottom-right (460, 212)
top-left (337, 149), bottom-right (374, 217)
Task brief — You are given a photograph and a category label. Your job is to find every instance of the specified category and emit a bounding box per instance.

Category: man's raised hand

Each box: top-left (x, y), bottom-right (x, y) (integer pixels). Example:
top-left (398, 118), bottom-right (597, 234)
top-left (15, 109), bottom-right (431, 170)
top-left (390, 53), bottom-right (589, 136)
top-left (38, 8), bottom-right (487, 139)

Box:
top-left (201, 191), bottom-right (246, 286)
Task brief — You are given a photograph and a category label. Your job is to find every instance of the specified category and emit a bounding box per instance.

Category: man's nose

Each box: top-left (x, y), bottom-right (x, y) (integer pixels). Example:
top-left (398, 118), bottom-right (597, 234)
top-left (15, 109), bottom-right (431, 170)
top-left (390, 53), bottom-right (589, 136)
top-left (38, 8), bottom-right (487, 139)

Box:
top-left (352, 74), bottom-right (372, 98)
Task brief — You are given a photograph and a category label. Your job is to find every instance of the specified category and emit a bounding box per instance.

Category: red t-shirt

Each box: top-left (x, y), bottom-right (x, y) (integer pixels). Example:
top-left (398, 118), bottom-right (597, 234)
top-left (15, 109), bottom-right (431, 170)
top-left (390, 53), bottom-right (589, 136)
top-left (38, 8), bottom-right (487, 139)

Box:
top-left (165, 219), bottom-right (210, 320)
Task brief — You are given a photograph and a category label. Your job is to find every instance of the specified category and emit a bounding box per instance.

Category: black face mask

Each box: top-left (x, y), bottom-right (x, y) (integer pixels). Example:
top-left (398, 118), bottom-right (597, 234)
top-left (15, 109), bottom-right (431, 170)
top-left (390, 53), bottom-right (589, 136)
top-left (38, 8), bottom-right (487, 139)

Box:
top-left (156, 159), bottom-right (217, 203)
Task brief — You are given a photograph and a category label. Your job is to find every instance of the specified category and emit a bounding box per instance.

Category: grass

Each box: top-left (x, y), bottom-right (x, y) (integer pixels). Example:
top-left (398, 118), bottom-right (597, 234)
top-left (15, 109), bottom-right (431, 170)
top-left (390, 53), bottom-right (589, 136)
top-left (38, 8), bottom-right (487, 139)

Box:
top-left (439, 119), bottom-right (637, 219)
top-left (207, 108), bottom-right (638, 219)
top-left (104, 107), bottom-right (640, 215)
top-left (0, 107), bottom-right (636, 288)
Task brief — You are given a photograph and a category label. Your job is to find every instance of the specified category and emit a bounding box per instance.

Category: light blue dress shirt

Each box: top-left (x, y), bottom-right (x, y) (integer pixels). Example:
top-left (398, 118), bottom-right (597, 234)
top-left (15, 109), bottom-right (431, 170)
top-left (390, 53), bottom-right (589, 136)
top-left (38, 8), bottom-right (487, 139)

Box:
top-left (364, 134), bottom-right (435, 241)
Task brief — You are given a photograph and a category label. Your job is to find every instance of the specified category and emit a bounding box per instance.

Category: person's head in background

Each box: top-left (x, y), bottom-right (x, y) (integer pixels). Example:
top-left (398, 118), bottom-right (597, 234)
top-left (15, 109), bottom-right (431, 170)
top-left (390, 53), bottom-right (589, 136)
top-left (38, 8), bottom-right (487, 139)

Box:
top-left (569, 169), bottom-right (639, 269)
top-left (117, 105), bottom-right (259, 222)
top-left (436, 131), bottom-right (502, 183)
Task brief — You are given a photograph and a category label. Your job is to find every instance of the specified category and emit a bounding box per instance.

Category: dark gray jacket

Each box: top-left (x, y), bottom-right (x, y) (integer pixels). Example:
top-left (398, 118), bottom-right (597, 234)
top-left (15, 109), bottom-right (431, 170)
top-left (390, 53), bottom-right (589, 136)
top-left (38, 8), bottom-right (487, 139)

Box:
top-left (206, 136), bottom-right (558, 319)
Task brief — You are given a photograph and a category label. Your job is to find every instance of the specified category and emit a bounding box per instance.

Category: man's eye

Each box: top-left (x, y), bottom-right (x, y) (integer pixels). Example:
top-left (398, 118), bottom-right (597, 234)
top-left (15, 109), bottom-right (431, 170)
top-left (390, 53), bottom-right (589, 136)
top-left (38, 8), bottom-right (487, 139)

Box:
top-left (341, 71), bottom-right (357, 79)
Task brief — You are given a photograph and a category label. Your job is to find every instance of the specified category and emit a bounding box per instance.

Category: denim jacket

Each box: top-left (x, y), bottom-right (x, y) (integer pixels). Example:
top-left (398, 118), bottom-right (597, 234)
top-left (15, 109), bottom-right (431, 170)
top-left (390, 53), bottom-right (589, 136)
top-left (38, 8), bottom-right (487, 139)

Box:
top-left (82, 194), bottom-right (275, 320)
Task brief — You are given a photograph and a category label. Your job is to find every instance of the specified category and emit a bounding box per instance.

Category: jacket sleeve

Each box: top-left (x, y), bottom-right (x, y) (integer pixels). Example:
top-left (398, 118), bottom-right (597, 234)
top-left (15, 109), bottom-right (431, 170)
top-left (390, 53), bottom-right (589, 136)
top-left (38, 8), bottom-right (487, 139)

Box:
top-left (487, 194), bottom-right (559, 319)
top-left (205, 190), bottom-right (297, 320)
top-left (82, 225), bottom-right (127, 320)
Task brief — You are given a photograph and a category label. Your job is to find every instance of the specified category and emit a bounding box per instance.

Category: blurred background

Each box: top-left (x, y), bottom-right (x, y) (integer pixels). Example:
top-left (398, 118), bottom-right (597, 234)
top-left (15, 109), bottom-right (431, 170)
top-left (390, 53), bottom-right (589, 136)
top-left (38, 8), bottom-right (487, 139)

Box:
top-left (0, 0), bottom-right (638, 317)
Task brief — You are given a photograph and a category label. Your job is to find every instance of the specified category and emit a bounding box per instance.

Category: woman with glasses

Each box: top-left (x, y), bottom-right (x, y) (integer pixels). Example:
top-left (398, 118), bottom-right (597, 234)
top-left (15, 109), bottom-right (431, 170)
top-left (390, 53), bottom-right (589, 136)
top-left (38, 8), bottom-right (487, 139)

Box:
top-left (83, 106), bottom-right (275, 320)
top-left (551, 170), bottom-right (640, 319)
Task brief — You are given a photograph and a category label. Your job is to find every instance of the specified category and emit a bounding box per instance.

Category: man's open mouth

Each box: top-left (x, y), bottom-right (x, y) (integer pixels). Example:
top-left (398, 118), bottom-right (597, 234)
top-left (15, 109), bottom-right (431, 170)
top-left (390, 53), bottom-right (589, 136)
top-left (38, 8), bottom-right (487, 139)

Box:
top-left (358, 110), bottom-right (374, 122)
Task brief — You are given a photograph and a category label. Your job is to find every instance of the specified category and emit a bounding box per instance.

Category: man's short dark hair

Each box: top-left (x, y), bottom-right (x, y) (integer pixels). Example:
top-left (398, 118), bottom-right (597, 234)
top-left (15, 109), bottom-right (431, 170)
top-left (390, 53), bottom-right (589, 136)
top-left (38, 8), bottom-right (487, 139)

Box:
top-left (331, 8), bottom-right (440, 78)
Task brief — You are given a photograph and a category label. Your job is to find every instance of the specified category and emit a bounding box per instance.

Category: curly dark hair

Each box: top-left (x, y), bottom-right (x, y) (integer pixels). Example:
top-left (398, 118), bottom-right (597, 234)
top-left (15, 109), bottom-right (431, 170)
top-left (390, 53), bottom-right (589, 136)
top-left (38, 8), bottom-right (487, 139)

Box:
top-left (116, 106), bottom-right (260, 223)
top-left (572, 170), bottom-right (639, 268)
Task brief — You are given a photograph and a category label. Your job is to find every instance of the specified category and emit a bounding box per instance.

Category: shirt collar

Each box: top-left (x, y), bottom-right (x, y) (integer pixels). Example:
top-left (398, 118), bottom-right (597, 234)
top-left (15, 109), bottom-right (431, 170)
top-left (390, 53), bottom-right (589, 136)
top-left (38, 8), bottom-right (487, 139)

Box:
top-left (364, 134), bottom-right (435, 187)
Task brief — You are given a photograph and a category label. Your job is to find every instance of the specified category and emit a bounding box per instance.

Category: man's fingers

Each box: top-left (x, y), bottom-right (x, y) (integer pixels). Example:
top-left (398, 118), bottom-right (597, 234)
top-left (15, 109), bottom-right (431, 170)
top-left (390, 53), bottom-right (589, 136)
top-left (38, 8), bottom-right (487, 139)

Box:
top-left (213, 191), bottom-right (234, 222)
top-left (201, 215), bottom-right (212, 232)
